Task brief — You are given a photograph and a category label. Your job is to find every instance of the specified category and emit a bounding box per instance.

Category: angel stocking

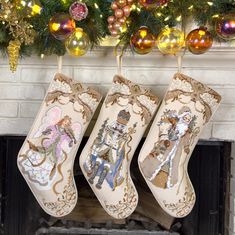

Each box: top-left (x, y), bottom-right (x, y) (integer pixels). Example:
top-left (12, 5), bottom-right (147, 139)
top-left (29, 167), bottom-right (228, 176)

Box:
top-left (17, 73), bottom-right (102, 217)
top-left (138, 73), bottom-right (221, 218)
top-left (80, 75), bottom-right (159, 219)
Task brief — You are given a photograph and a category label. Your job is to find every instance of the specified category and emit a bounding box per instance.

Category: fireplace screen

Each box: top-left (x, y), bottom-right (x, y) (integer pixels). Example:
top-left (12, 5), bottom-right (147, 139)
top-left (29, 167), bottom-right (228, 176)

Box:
top-left (0, 136), bottom-right (231, 235)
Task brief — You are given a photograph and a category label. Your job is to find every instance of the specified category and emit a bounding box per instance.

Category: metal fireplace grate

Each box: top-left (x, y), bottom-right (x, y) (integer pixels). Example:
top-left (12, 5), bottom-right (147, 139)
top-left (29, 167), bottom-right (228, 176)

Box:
top-left (0, 136), bottom-right (231, 235)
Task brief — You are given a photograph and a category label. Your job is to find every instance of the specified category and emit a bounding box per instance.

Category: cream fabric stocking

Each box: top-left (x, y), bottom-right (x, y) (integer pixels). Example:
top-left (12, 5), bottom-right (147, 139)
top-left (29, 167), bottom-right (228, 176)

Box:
top-left (17, 73), bottom-right (102, 217)
top-left (80, 75), bottom-right (160, 219)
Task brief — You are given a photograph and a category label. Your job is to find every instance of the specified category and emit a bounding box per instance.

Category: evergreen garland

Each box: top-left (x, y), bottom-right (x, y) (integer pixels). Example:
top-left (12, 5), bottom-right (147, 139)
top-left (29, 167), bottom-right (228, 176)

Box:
top-left (0, 0), bottom-right (234, 58)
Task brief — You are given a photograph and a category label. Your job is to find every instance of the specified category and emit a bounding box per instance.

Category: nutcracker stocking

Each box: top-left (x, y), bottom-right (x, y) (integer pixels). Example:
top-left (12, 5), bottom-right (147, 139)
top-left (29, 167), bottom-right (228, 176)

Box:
top-left (17, 73), bottom-right (102, 217)
top-left (138, 73), bottom-right (221, 218)
top-left (80, 75), bottom-right (159, 219)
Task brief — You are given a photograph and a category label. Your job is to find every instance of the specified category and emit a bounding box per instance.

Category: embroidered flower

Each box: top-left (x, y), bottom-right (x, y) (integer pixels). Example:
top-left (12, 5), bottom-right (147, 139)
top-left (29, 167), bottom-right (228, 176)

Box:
top-left (170, 78), bottom-right (193, 92)
top-left (50, 80), bottom-right (72, 93)
top-left (200, 93), bottom-right (218, 113)
top-left (137, 95), bottom-right (156, 115)
top-left (110, 83), bottom-right (131, 95)
top-left (79, 93), bottom-right (99, 111)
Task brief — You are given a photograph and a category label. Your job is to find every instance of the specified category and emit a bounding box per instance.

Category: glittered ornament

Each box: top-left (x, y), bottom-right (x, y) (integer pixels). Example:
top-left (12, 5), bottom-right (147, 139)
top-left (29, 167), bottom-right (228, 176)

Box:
top-left (7, 40), bottom-right (21, 72)
top-left (69, 1), bottom-right (88, 21)
top-left (15, 0), bottom-right (42, 16)
top-left (157, 27), bottom-right (185, 55)
top-left (215, 13), bottom-right (235, 40)
top-left (49, 13), bottom-right (76, 41)
top-left (186, 27), bottom-right (213, 55)
top-left (65, 28), bottom-right (90, 57)
top-left (130, 26), bottom-right (156, 54)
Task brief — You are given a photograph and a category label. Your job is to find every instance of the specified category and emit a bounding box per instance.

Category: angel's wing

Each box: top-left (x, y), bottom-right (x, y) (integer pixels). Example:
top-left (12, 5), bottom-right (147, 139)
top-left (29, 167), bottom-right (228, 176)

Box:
top-left (34, 106), bottom-right (62, 138)
top-left (71, 122), bottom-right (82, 141)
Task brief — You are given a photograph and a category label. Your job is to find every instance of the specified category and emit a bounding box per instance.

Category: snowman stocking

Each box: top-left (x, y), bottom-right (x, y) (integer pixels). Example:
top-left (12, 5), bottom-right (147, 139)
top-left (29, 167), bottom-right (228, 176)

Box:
top-left (138, 73), bottom-right (221, 218)
top-left (80, 75), bottom-right (159, 219)
top-left (17, 73), bottom-right (102, 217)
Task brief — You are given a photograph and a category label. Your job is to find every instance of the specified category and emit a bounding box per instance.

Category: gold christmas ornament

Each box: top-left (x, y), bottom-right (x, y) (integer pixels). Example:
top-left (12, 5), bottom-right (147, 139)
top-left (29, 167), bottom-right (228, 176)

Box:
top-left (7, 40), bottom-right (21, 73)
top-left (65, 28), bottom-right (90, 57)
top-left (130, 26), bottom-right (156, 54)
top-left (186, 27), bottom-right (213, 55)
top-left (157, 27), bottom-right (185, 55)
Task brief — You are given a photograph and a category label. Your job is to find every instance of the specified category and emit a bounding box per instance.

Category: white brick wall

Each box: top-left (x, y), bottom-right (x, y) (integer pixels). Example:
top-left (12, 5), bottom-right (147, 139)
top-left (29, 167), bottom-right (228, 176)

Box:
top-left (0, 47), bottom-right (235, 232)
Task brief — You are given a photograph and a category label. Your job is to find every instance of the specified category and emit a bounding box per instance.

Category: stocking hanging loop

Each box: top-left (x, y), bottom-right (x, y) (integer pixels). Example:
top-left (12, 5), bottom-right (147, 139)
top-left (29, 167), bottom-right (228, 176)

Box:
top-left (114, 45), bottom-right (124, 76)
top-left (177, 55), bottom-right (182, 73)
top-left (57, 56), bottom-right (63, 73)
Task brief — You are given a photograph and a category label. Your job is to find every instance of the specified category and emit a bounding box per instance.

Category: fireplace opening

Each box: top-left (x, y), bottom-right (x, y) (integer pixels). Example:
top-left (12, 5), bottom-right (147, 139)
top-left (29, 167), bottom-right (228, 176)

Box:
top-left (0, 136), bottom-right (231, 235)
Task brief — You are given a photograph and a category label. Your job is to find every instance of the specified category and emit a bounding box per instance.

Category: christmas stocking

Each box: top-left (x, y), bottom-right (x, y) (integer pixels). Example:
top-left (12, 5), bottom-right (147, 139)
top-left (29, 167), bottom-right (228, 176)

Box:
top-left (138, 73), bottom-right (221, 218)
top-left (17, 73), bottom-right (102, 217)
top-left (80, 75), bottom-right (159, 219)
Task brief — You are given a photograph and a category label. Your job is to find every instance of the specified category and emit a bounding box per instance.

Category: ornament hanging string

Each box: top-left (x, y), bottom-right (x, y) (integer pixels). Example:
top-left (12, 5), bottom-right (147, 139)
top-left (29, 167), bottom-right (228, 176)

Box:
top-left (57, 56), bottom-right (63, 73)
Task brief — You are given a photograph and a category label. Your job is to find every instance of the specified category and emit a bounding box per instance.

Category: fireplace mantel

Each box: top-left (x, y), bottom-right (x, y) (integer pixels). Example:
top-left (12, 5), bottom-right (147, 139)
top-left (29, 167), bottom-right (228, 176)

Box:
top-left (0, 46), bottom-right (235, 141)
top-left (0, 46), bottom-right (235, 235)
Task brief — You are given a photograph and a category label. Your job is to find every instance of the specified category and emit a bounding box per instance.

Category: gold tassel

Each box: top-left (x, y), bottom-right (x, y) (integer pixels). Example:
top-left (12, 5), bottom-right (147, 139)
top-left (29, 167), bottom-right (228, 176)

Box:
top-left (7, 40), bottom-right (21, 73)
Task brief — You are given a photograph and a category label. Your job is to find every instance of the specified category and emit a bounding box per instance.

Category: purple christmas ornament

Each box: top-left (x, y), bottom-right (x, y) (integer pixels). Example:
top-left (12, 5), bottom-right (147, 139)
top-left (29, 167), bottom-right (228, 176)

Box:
top-left (215, 13), bottom-right (235, 40)
top-left (69, 1), bottom-right (88, 21)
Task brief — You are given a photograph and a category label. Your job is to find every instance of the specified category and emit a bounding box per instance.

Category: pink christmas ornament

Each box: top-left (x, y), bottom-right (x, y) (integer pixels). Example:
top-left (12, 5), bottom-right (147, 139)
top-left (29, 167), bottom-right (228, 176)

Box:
top-left (108, 15), bottom-right (116, 24)
top-left (111, 1), bottom-right (118, 10)
top-left (69, 1), bottom-right (88, 21)
top-left (108, 24), bottom-right (113, 31)
top-left (118, 16), bottom-right (126, 24)
top-left (115, 8), bottom-right (124, 18)
top-left (113, 21), bottom-right (122, 30)
top-left (111, 29), bottom-right (118, 36)
top-left (123, 5), bottom-right (131, 17)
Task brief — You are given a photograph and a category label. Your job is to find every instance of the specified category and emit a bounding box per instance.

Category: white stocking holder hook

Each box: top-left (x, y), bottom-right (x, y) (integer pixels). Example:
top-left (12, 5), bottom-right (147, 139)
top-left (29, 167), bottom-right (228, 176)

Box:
top-left (114, 46), bottom-right (124, 76)
top-left (177, 55), bottom-right (183, 73)
top-left (57, 56), bottom-right (63, 73)
top-left (116, 54), bottom-right (123, 76)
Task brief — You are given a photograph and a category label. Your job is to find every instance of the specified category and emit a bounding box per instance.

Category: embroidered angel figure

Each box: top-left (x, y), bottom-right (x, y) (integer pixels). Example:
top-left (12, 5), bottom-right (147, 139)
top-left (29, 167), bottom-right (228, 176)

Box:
top-left (18, 107), bottom-right (81, 189)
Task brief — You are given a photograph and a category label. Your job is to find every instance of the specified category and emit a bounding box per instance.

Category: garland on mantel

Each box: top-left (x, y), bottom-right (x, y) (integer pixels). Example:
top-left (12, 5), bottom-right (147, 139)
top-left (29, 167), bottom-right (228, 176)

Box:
top-left (0, 0), bottom-right (235, 71)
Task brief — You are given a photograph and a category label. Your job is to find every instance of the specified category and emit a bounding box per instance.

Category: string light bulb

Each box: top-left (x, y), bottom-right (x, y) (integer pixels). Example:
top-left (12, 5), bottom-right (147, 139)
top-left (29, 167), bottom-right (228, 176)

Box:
top-left (164, 16), bottom-right (171, 21)
top-left (188, 5), bottom-right (193, 10)
top-left (176, 15), bottom-right (182, 22)
top-left (212, 14), bottom-right (219, 18)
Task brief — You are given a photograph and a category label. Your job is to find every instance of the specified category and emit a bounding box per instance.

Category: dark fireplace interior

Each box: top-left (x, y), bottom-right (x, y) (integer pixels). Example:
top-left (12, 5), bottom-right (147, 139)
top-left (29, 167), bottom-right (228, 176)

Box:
top-left (0, 136), bottom-right (231, 235)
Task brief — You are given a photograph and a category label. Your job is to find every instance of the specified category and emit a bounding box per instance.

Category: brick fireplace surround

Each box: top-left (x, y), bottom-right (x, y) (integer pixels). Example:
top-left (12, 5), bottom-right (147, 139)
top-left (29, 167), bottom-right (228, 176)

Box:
top-left (0, 46), bottom-right (235, 234)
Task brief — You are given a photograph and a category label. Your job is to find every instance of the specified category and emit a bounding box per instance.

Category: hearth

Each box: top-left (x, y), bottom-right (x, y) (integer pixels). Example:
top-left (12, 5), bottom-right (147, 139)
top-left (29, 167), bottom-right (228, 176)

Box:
top-left (0, 136), bottom-right (231, 235)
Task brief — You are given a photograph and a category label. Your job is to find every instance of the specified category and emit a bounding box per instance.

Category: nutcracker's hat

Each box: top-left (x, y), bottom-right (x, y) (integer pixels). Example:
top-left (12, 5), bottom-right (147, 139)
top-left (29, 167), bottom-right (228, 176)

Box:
top-left (117, 109), bottom-right (130, 125)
